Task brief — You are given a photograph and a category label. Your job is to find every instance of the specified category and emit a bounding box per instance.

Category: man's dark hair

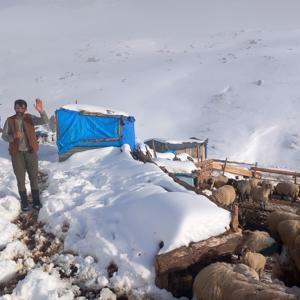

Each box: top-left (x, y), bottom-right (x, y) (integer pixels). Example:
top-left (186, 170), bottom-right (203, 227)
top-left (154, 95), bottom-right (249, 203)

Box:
top-left (14, 99), bottom-right (27, 108)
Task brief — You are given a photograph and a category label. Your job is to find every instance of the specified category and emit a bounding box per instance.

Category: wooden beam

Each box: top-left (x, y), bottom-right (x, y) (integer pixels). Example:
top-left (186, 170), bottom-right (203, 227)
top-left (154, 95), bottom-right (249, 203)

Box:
top-left (222, 158), bottom-right (228, 175)
top-left (211, 158), bottom-right (256, 167)
top-left (212, 162), bottom-right (262, 178)
top-left (250, 166), bottom-right (300, 177)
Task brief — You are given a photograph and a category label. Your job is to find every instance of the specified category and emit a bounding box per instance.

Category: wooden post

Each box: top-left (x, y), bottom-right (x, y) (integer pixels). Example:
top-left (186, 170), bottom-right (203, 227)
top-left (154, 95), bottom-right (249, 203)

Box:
top-left (145, 145), bottom-right (153, 160)
top-left (253, 162), bottom-right (258, 178)
top-left (294, 175), bottom-right (297, 184)
top-left (196, 145), bottom-right (200, 164)
top-left (222, 158), bottom-right (228, 175)
top-left (151, 140), bottom-right (157, 159)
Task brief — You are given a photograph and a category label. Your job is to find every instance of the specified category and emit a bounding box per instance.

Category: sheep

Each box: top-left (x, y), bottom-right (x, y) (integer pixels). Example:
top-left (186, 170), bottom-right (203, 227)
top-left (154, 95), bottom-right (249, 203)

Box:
top-left (277, 219), bottom-right (300, 273)
top-left (235, 180), bottom-right (252, 202)
top-left (240, 230), bottom-right (276, 253)
top-left (211, 185), bottom-right (236, 206)
top-left (268, 210), bottom-right (300, 240)
top-left (193, 262), bottom-right (251, 300)
top-left (232, 288), bottom-right (297, 300)
top-left (240, 247), bottom-right (266, 278)
top-left (207, 175), bottom-right (228, 189)
top-left (274, 182), bottom-right (299, 202)
top-left (251, 183), bottom-right (272, 210)
top-left (260, 180), bottom-right (274, 200)
top-left (294, 235), bottom-right (300, 271)
top-left (249, 178), bottom-right (260, 189)
top-left (193, 262), bottom-right (297, 300)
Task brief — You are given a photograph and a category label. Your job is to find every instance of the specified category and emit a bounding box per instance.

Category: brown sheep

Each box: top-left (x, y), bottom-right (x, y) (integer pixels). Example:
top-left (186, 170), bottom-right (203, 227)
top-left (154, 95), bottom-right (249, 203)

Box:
top-left (274, 182), bottom-right (299, 202)
top-left (193, 262), bottom-right (251, 300)
top-left (241, 247), bottom-right (266, 278)
top-left (260, 180), bottom-right (274, 200)
top-left (208, 175), bottom-right (228, 189)
top-left (251, 183), bottom-right (272, 210)
top-left (211, 185), bottom-right (236, 206)
top-left (277, 219), bottom-right (300, 249)
top-left (249, 178), bottom-right (260, 189)
top-left (241, 230), bottom-right (276, 253)
top-left (193, 262), bottom-right (297, 300)
top-left (267, 211), bottom-right (300, 240)
top-left (277, 219), bottom-right (300, 272)
top-left (294, 235), bottom-right (300, 271)
top-left (232, 288), bottom-right (297, 299)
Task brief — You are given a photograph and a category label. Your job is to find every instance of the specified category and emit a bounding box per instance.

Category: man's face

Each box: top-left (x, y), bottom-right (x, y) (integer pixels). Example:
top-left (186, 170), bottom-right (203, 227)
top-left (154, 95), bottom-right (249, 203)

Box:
top-left (14, 104), bottom-right (27, 117)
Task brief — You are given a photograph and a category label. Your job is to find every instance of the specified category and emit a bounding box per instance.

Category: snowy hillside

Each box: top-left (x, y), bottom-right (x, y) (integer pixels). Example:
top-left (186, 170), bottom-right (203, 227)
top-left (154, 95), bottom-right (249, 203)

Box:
top-left (1, 0), bottom-right (300, 168)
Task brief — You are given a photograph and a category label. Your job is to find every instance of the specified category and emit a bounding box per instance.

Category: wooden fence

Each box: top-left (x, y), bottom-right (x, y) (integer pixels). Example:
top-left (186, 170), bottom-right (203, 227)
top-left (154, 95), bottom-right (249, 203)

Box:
top-left (196, 158), bottom-right (300, 184)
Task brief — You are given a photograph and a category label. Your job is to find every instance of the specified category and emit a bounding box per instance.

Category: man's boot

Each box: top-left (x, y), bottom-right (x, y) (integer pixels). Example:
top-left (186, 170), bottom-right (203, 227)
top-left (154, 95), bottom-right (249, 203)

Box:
top-left (32, 189), bottom-right (42, 209)
top-left (19, 191), bottom-right (29, 212)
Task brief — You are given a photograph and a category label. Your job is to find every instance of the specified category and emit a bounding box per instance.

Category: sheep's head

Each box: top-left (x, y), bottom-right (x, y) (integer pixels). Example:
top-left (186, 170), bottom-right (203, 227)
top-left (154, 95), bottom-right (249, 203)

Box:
top-left (240, 246), bottom-right (251, 258)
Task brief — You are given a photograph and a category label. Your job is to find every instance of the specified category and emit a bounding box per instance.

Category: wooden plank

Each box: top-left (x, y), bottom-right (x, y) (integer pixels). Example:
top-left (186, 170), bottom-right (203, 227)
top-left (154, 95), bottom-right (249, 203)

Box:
top-left (250, 166), bottom-right (300, 177)
top-left (212, 162), bottom-right (261, 178)
top-left (197, 159), bottom-right (299, 180)
top-left (211, 158), bottom-right (256, 167)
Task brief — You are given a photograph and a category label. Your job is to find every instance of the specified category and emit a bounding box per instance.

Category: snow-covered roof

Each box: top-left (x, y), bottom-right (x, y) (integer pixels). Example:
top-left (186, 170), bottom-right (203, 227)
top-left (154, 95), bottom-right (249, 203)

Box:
top-left (144, 137), bottom-right (208, 146)
top-left (61, 104), bottom-right (129, 117)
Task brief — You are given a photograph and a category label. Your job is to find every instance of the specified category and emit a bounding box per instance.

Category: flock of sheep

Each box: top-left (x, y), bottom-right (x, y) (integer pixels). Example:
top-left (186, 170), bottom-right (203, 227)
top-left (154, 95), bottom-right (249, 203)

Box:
top-left (192, 174), bottom-right (300, 299)
top-left (203, 175), bottom-right (299, 209)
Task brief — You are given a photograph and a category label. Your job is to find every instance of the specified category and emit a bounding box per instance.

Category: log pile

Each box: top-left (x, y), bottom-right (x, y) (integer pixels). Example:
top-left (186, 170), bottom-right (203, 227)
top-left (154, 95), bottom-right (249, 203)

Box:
top-left (155, 231), bottom-right (243, 298)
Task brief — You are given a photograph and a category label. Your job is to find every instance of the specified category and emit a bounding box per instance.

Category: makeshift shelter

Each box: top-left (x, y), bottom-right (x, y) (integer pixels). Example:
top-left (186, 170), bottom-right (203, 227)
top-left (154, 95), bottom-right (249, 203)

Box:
top-left (144, 137), bottom-right (208, 162)
top-left (56, 104), bottom-right (136, 161)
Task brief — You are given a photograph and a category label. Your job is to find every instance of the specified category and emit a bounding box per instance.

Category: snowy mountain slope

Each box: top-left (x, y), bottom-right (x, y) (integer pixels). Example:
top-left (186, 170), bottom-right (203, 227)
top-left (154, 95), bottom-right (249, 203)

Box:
top-left (1, 0), bottom-right (300, 168)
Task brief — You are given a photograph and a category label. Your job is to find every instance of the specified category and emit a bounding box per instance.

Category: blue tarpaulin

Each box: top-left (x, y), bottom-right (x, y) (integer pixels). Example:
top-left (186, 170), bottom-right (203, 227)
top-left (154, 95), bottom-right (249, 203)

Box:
top-left (56, 108), bottom-right (136, 158)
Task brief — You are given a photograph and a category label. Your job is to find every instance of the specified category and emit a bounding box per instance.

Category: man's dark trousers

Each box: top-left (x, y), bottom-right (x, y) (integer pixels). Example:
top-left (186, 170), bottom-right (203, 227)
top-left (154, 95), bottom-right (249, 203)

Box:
top-left (11, 150), bottom-right (39, 193)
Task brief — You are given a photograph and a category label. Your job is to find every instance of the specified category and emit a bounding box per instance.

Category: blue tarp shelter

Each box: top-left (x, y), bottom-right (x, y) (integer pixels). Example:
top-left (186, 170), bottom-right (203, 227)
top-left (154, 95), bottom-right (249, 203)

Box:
top-left (56, 106), bottom-right (136, 161)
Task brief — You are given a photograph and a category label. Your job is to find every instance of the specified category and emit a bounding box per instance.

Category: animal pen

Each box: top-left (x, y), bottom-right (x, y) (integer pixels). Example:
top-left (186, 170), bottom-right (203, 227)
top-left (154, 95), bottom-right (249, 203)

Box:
top-left (144, 138), bottom-right (208, 162)
top-left (196, 158), bottom-right (300, 185)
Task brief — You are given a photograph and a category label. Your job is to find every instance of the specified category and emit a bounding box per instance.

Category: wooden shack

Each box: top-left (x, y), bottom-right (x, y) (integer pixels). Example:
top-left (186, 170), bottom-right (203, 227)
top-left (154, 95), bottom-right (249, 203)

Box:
top-left (144, 137), bottom-right (208, 162)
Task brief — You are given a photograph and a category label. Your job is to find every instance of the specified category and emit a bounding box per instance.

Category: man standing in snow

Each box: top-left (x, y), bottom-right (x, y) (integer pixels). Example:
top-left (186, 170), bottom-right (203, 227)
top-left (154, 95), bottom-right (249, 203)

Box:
top-left (2, 99), bottom-right (49, 211)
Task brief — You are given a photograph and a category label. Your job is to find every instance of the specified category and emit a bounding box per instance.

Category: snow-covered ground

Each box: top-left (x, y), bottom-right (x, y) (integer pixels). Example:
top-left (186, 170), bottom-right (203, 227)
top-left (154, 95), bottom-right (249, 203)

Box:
top-left (0, 140), bottom-right (230, 299)
top-left (1, 0), bottom-right (300, 168)
top-left (1, 0), bottom-right (300, 298)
